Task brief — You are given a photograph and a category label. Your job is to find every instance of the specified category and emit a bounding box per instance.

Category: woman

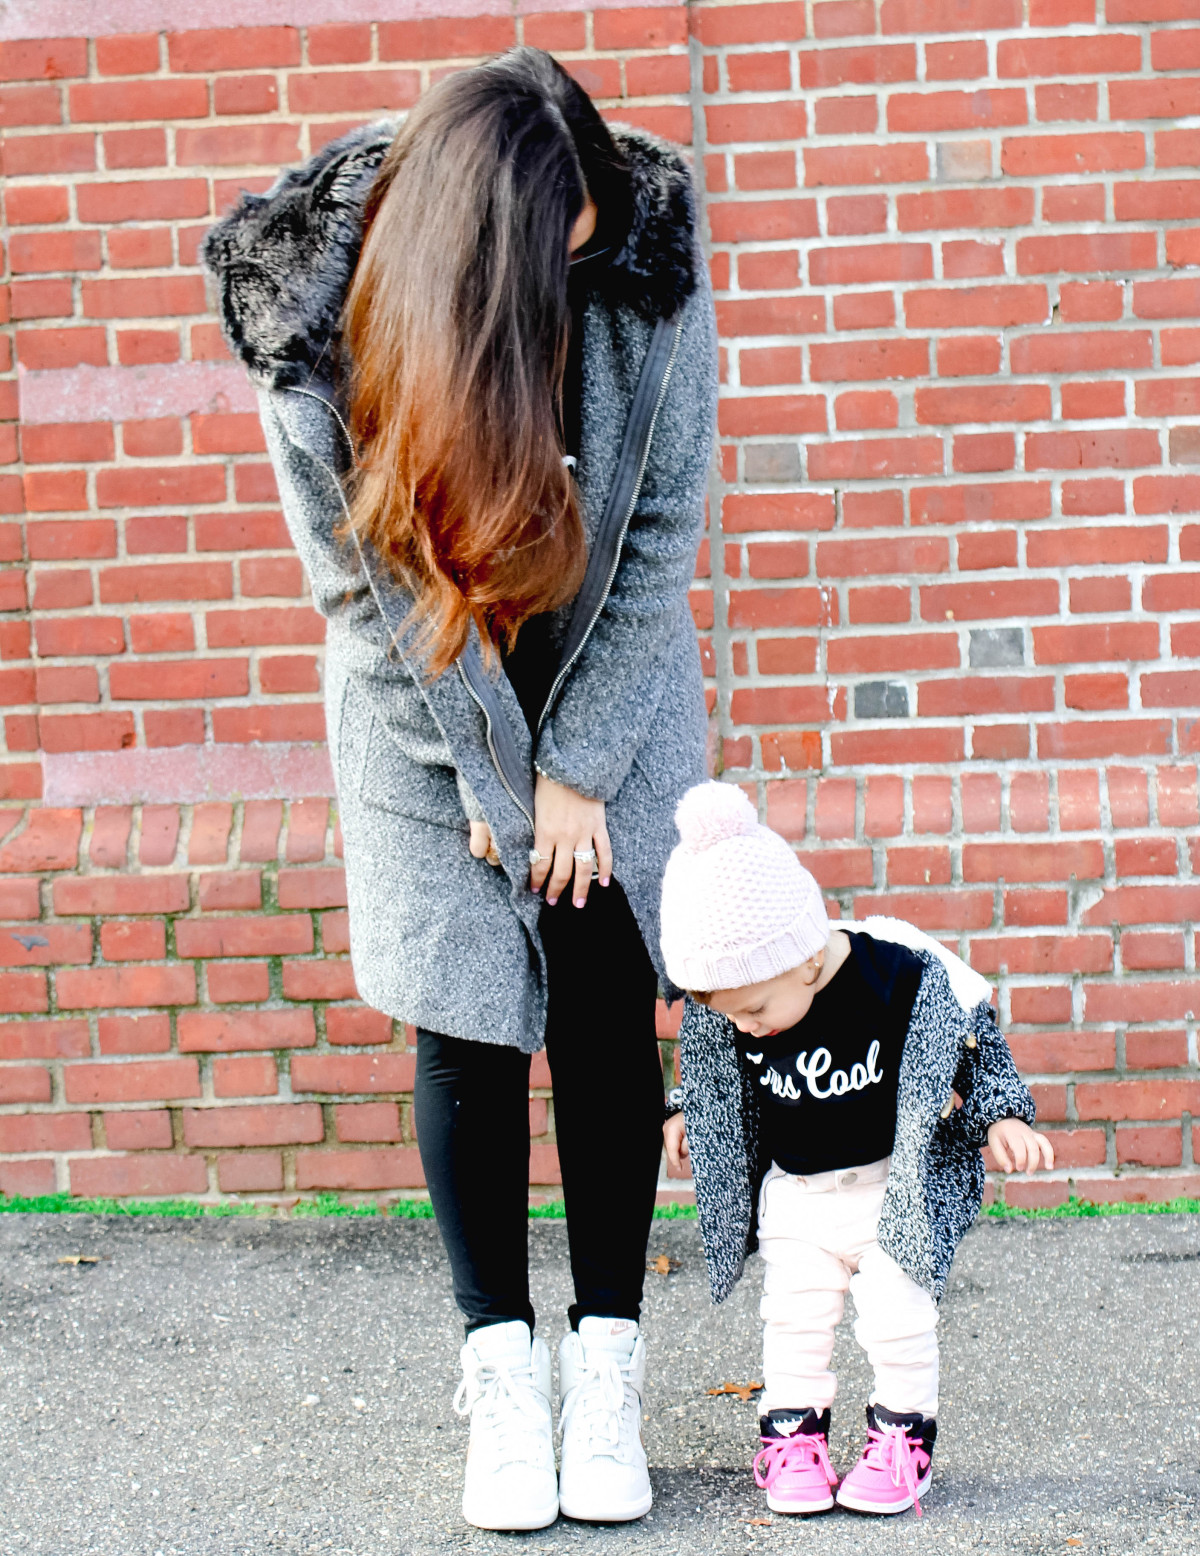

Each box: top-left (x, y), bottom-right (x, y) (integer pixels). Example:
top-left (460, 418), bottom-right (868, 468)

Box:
top-left (204, 47), bottom-right (717, 1531)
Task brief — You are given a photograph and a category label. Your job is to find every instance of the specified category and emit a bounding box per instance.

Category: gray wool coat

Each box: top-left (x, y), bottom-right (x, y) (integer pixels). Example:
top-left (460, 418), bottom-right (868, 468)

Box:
top-left (203, 121), bottom-right (718, 1051)
top-left (674, 918), bottom-right (1037, 1304)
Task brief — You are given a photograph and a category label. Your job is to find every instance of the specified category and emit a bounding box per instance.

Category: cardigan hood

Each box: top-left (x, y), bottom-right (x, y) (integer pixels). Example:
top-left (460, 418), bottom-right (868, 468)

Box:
top-left (202, 119), bottom-right (700, 391)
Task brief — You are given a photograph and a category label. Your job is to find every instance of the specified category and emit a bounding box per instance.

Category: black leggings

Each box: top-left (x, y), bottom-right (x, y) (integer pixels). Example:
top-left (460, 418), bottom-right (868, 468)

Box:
top-left (413, 880), bottom-right (664, 1333)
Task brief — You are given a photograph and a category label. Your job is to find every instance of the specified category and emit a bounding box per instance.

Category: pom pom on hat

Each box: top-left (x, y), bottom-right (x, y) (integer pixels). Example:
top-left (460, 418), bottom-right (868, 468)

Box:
top-left (660, 781), bottom-right (829, 994)
top-left (673, 780), bottom-right (758, 854)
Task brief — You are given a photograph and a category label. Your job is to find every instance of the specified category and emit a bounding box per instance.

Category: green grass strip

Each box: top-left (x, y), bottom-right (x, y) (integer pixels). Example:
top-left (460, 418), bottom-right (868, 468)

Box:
top-left (983, 1193), bottom-right (1200, 1220)
top-left (0, 1191), bottom-right (1196, 1222)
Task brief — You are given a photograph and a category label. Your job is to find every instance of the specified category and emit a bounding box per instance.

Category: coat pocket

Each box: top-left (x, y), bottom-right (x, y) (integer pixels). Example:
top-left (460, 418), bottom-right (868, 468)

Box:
top-left (339, 677), bottom-right (462, 827)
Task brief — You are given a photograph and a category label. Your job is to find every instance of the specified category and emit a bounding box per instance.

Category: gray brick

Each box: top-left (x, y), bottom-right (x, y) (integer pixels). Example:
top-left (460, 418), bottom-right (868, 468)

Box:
top-left (854, 681), bottom-right (909, 719)
top-left (969, 628), bottom-right (1025, 668)
top-left (743, 443), bottom-right (802, 483)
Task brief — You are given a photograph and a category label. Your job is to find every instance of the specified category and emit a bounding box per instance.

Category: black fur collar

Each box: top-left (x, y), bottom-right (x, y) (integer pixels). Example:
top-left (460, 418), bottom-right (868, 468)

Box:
top-left (202, 119), bottom-right (698, 391)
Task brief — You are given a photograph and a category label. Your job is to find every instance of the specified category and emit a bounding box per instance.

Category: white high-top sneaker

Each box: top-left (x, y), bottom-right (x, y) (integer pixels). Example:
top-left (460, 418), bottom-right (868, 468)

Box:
top-left (453, 1320), bottom-right (559, 1531)
top-left (557, 1317), bottom-right (653, 1522)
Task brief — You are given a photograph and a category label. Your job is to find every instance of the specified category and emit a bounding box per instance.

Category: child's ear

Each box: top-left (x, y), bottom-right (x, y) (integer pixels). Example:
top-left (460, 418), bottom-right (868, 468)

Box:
top-left (800, 957), bottom-right (820, 986)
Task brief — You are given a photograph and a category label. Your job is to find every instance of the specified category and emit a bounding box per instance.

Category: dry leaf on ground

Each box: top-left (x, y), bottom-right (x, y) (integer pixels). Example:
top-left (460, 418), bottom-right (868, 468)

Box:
top-left (57, 1255), bottom-right (99, 1265)
top-left (706, 1380), bottom-right (763, 1403)
top-left (648, 1254), bottom-right (681, 1275)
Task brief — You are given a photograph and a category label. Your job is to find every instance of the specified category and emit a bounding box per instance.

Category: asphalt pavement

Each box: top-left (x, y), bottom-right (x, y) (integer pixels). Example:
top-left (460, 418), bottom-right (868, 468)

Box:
top-left (0, 1209), bottom-right (1197, 1556)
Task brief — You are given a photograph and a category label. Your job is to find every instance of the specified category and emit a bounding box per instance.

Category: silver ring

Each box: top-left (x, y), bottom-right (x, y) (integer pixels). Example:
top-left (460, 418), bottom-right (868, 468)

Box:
top-left (573, 847), bottom-right (597, 863)
top-left (528, 849), bottom-right (544, 866)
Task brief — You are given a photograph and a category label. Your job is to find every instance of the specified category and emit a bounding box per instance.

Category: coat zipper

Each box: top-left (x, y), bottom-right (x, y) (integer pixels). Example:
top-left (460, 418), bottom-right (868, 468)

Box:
top-left (535, 311), bottom-right (684, 742)
top-left (456, 659), bottom-right (535, 830)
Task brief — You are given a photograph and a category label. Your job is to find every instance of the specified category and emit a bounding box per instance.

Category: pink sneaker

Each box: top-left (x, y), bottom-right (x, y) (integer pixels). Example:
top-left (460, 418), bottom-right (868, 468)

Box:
top-left (752, 1408), bottom-right (837, 1515)
top-left (835, 1405), bottom-right (936, 1517)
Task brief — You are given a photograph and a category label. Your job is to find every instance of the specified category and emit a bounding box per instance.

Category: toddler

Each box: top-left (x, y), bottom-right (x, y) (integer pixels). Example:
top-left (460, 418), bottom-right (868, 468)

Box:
top-left (659, 782), bottom-right (1053, 1518)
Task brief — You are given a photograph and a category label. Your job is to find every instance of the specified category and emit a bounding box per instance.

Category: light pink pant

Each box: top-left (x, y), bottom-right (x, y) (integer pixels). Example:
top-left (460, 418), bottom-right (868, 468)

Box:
top-left (757, 1156), bottom-right (940, 1418)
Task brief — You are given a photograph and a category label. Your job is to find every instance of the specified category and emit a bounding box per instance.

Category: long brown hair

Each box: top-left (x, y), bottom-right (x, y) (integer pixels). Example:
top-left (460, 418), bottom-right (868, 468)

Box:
top-left (343, 48), bottom-right (628, 677)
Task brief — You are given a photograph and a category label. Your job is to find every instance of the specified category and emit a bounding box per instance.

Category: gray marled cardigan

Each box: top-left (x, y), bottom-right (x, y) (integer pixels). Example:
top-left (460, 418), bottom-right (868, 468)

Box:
top-left (676, 917), bottom-right (1037, 1304)
top-left (203, 121), bottom-right (718, 1051)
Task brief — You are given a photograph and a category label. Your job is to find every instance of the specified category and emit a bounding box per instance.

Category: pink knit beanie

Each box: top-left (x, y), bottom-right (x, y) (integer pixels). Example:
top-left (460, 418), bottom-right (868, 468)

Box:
top-left (660, 781), bottom-right (829, 993)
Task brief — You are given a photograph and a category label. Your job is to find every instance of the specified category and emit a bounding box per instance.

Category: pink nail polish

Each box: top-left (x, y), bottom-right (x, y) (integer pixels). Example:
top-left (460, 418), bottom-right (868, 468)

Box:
top-left (547, 896), bottom-right (557, 906)
top-left (574, 897), bottom-right (585, 908)
top-left (600, 876), bottom-right (611, 887)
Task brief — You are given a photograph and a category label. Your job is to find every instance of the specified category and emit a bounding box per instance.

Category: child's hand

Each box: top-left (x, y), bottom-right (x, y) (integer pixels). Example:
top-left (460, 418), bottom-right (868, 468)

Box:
top-left (663, 1113), bottom-right (690, 1176)
top-left (987, 1117), bottom-right (1055, 1173)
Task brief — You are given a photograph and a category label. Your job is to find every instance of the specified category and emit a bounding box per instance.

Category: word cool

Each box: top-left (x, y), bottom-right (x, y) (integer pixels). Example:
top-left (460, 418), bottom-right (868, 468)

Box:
top-left (759, 1040), bottom-right (884, 1102)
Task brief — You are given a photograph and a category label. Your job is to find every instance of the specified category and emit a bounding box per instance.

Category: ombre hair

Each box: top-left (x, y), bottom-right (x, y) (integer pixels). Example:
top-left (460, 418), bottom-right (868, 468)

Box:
top-left (342, 47), bottom-right (629, 678)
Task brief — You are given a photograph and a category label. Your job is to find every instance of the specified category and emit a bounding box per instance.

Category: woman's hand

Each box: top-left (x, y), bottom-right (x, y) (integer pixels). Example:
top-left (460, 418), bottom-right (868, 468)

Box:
top-left (530, 771), bottom-right (612, 908)
top-left (468, 821), bottom-right (501, 868)
top-left (663, 1113), bottom-right (689, 1176)
top-left (987, 1117), bottom-right (1056, 1174)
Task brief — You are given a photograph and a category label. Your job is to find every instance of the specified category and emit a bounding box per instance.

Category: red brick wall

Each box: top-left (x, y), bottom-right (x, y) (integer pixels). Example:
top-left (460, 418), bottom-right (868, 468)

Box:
top-left (1, 0), bottom-right (1197, 1207)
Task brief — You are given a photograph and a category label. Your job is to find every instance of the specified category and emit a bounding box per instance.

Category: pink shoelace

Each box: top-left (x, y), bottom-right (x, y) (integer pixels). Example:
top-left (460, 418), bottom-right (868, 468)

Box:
top-left (860, 1423), bottom-right (929, 1517)
top-left (752, 1432), bottom-right (837, 1493)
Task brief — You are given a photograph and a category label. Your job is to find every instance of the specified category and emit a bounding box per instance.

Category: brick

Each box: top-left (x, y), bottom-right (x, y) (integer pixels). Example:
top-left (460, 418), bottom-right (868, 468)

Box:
top-left (80, 276), bottom-right (207, 322)
top-left (693, 2), bottom-right (807, 44)
top-left (889, 89), bottom-right (1026, 133)
top-left (212, 1055), bottom-right (278, 1097)
top-left (135, 805), bottom-right (179, 868)
top-left (1002, 132), bottom-right (1143, 178)
top-left (1116, 1126), bottom-right (1182, 1168)
top-left (175, 918), bottom-right (313, 959)
top-left (287, 69), bottom-right (418, 114)
top-left (57, 964), bottom-right (196, 1010)
top-left (183, 1102), bottom-right (323, 1149)
top-left (709, 102), bottom-right (806, 145)
top-left (0, 809), bottom-right (82, 873)
top-left (1126, 1031), bottom-right (1189, 1069)
top-left (1033, 622), bottom-right (1158, 665)
top-left (213, 706), bottom-right (326, 744)
top-left (881, 0), bottom-right (1020, 25)
top-left (198, 871), bottom-right (262, 912)
top-left (295, 1148), bottom-right (424, 1192)
top-left (1158, 767), bottom-right (1200, 827)
top-left (921, 579), bottom-right (1059, 622)
top-left (852, 890), bottom-right (993, 930)
top-left (1007, 1031), bottom-right (1113, 1071)
top-left (110, 659), bottom-right (249, 702)
top-left (1038, 720), bottom-right (1172, 760)
top-left (1075, 1079), bottom-right (1200, 1122)
top-left (898, 189), bottom-right (1033, 232)
top-left (64, 1058), bottom-right (200, 1104)
top-left (168, 27), bottom-right (300, 71)
top-left (213, 75), bottom-right (280, 115)
top-left (290, 1053), bottom-right (417, 1094)
top-left (832, 726), bottom-right (963, 764)
top-left (970, 934), bottom-right (1111, 975)
top-left (917, 385), bottom-right (1050, 424)
top-left (78, 179), bottom-right (207, 227)
top-left (887, 846), bottom-right (951, 885)
top-left (70, 1156), bottom-right (207, 1198)
top-left (205, 607), bottom-right (323, 647)
top-left (998, 34), bottom-right (1141, 75)
top-left (809, 338), bottom-right (928, 382)
top-left (1010, 987), bottom-right (1071, 1025)
top-left (1122, 931), bottom-right (1185, 971)
top-left (218, 1153), bottom-right (283, 1193)
top-left (963, 841), bottom-right (1104, 882)
top-left (326, 1007), bottom-right (393, 1046)
top-left (99, 921), bottom-right (165, 962)
top-left (95, 33), bottom-right (160, 74)
top-left (708, 200), bottom-right (819, 244)
top-left (282, 961), bottom-right (357, 1001)
top-left (98, 1014), bottom-right (170, 1054)
top-left (101, 562), bottom-right (231, 603)
top-left (104, 1110), bottom-right (173, 1151)
top-left (187, 803), bottom-right (233, 866)
top-left (207, 962), bottom-right (270, 1004)
top-left (905, 286), bottom-right (1048, 329)
top-left (177, 1009), bottom-right (315, 1052)
top-left (809, 242), bottom-right (931, 284)
top-left (1084, 886), bottom-right (1200, 926)
top-left (176, 123), bottom-right (300, 167)
top-left (806, 144), bottom-right (928, 188)
top-left (335, 1102), bottom-right (402, 1144)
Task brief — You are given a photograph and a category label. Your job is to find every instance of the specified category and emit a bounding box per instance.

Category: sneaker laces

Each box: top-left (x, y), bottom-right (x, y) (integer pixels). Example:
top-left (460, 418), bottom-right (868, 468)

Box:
top-left (753, 1433), bottom-right (836, 1492)
top-left (559, 1351), bottom-right (634, 1463)
top-left (861, 1423), bottom-right (927, 1517)
top-left (453, 1357), bottom-right (548, 1471)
